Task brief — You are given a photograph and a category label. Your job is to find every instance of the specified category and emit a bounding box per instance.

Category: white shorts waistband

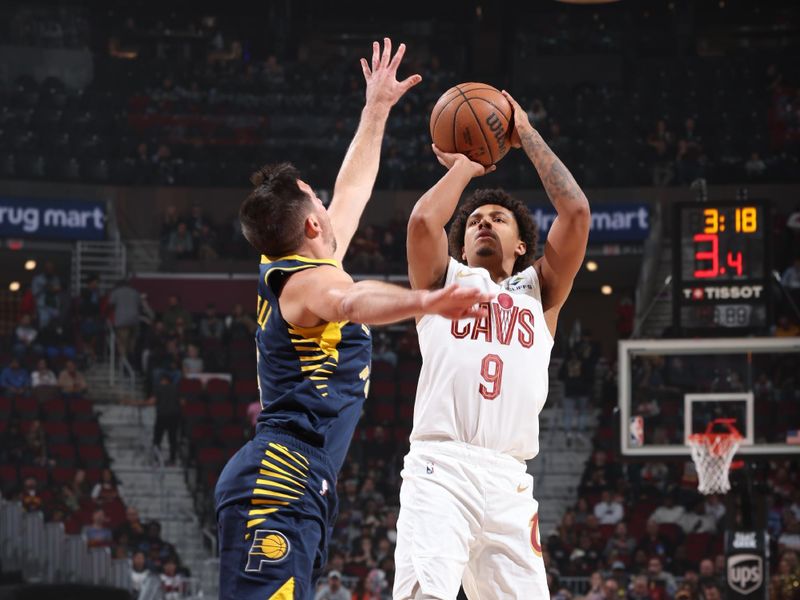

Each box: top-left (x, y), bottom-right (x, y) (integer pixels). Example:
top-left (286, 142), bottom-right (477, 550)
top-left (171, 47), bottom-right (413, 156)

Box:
top-left (408, 440), bottom-right (527, 471)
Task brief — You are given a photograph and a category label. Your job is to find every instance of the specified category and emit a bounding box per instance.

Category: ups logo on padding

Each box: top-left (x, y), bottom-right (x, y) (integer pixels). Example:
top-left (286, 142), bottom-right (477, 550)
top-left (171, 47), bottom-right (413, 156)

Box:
top-left (727, 554), bottom-right (763, 595)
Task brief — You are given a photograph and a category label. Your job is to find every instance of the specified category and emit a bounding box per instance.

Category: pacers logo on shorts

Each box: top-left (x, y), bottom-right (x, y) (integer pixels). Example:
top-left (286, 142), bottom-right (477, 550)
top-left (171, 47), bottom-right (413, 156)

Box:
top-left (529, 513), bottom-right (543, 558)
top-left (245, 530), bottom-right (291, 572)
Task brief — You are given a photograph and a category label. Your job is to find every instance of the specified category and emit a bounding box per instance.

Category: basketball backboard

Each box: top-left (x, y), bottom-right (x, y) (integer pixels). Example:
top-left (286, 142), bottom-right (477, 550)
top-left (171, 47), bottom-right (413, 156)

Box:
top-left (619, 337), bottom-right (800, 456)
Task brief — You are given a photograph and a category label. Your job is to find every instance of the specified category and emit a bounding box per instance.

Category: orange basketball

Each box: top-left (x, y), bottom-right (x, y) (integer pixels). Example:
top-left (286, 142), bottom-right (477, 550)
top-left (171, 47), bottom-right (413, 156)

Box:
top-left (430, 83), bottom-right (514, 167)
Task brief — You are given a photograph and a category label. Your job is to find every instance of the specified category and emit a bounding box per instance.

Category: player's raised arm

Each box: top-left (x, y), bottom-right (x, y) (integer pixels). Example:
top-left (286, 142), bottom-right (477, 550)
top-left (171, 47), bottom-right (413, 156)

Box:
top-left (327, 38), bottom-right (421, 262)
top-left (406, 146), bottom-right (495, 290)
top-left (502, 91), bottom-right (590, 317)
top-left (280, 265), bottom-right (490, 327)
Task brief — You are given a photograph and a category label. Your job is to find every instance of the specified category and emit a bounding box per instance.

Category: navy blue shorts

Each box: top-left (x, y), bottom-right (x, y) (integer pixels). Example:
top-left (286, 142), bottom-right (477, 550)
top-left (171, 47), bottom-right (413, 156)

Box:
top-left (215, 427), bottom-right (338, 600)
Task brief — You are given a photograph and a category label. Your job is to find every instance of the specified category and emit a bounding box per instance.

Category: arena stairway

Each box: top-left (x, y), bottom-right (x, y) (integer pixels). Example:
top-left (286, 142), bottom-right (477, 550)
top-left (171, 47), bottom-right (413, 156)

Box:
top-left (95, 403), bottom-right (212, 589)
top-left (526, 358), bottom-right (597, 538)
top-left (125, 239), bottom-right (162, 274)
top-left (638, 243), bottom-right (673, 338)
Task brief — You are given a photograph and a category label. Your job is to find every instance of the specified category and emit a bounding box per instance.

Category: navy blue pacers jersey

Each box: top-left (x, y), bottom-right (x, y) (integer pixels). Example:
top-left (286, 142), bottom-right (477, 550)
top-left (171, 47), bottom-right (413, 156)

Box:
top-left (215, 255), bottom-right (371, 600)
top-left (254, 254), bottom-right (372, 472)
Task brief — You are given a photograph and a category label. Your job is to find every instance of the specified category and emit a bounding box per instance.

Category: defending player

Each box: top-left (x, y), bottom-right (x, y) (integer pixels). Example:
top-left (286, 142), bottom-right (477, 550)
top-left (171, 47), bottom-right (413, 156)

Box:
top-left (394, 91), bottom-right (591, 599)
top-left (215, 40), bottom-right (491, 600)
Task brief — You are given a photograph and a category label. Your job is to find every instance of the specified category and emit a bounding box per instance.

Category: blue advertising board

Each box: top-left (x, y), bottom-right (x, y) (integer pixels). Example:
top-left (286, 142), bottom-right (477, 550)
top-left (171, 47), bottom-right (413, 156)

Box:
top-left (531, 203), bottom-right (650, 243)
top-left (0, 198), bottom-right (106, 241)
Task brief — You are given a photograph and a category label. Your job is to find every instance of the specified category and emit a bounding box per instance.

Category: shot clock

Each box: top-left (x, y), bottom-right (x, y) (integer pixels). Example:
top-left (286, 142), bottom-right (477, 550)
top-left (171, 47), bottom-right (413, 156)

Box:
top-left (673, 201), bottom-right (771, 333)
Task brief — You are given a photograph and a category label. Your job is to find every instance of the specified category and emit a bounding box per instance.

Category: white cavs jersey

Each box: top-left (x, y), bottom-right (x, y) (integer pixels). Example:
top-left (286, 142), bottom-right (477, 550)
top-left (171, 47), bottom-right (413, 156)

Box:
top-left (410, 257), bottom-right (554, 460)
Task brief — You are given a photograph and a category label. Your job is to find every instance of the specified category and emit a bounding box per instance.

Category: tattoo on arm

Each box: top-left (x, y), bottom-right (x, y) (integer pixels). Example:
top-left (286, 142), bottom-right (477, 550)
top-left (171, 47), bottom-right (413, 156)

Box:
top-left (519, 129), bottom-right (584, 206)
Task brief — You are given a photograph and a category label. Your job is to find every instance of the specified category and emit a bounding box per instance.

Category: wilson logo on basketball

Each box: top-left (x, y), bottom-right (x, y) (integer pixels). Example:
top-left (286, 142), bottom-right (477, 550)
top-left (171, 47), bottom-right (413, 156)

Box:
top-left (451, 293), bottom-right (534, 348)
top-left (529, 513), bottom-right (542, 557)
top-left (485, 112), bottom-right (507, 155)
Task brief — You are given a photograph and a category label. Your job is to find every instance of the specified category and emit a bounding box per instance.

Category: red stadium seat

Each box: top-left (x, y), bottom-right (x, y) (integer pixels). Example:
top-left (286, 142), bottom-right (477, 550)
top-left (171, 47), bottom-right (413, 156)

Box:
top-left (50, 444), bottom-right (77, 465)
top-left (179, 378), bottom-right (204, 394)
top-left (372, 360), bottom-right (393, 379)
top-left (183, 401), bottom-right (208, 422)
top-left (598, 524), bottom-right (615, 542)
top-left (208, 403), bottom-right (234, 421)
top-left (43, 421), bottom-right (70, 444)
top-left (684, 532), bottom-right (712, 563)
top-left (398, 401), bottom-right (414, 421)
top-left (370, 380), bottom-right (397, 401)
top-left (13, 397), bottom-right (38, 419)
top-left (205, 469), bottom-right (220, 489)
top-left (50, 466), bottom-right (76, 485)
top-left (218, 424), bottom-right (245, 447)
top-left (207, 378), bottom-right (231, 395)
top-left (20, 465), bottom-right (48, 482)
top-left (0, 464), bottom-right (17, 484)
top-left (398, 381), bottom-right (417, 399)
top-left (72, 421), bottom-right (101, 443)
top-left (198, 447), bottom-right (225, 466)
top-left (78, 445), bottom-right (105, 468)
top-left (394, 427), bottom-right (411, 444)
top-left (659, 523), bottom-right (683, 545)
top-left (0, 397), bottom-right (12, 419)
top-left (189, 423), bottom-right (216, 447)
top-left (371, 403), bottom-right (395, 423)
top-left (234, 379), bottom-right (258, 398)
top-left (69, 398), bottom-right (94, 421)
top-left (42, 397), bottom-right (67, 420)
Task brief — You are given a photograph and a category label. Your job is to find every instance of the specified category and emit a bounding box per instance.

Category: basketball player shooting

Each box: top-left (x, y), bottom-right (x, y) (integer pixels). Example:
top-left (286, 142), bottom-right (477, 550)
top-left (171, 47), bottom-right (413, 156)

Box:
top-left (214, 39), bottom-right (491, 600)
top-left (394, 91), bottom-right (591, 599)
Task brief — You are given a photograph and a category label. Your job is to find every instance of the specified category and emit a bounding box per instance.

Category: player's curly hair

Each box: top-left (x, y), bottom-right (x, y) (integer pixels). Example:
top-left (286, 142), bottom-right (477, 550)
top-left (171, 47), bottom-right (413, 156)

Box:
top-left (448, 188), bottom-right (538, 275)
top-left (239, 162), bottom-right (312, 257)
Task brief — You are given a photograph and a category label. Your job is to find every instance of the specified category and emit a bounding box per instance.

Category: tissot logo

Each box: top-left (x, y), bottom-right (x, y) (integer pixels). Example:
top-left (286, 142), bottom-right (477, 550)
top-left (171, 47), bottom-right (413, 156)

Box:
top-left (727, 554), bottom-right (763, 595)
top-left (682, 285), bottom-right (764, 301)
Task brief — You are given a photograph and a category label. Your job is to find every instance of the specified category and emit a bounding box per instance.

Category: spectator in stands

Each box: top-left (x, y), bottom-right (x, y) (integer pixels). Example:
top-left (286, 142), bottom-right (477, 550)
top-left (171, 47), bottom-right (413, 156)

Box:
top-left (160, 557), bottom-right (185, 600)
top-left (31, 261), bottom-right (61, 303)
top-left (130, 550), bottom-right (158, 597)
top-left (647, 556), bottom-right (677, 598)
top-left (646, 119), bottom-right (675, 186)
top-left (315, 570), bottom-right (349, 600)
top-left (703, 495), bottom-right (725, 526)
top-left (649, 493), bottom-right (685, 525)
top-left (146, 374), bottom-right (184, 465)
top-left (31, 358), bottom-right (57, 388)
top-left (559, 349), bottom-right (591, 444)
top-left (584, 571), bottom-right (605, 600)
top-left (778, 513), bottom-right (800, 551)
top-left (83, 508), bottom-right (112, 548)
top-left (24, 419), bottom-right (48, 466)
top-left (161, 205), bottom-right (180, 243)
top-left (58, 360), bottom-right (88, 397)
top-left (698, 558), bottom-right (722, 590)
top-left (12, 314), bottom-right (39, 357)
top-left (71, 468), bottom-right (91, 502)
top-left (372, 332), bottom-right (397, 367)
top-left (107, 277), bottom-right (142, 364)
top-left (636, 519), bottom-right (672, 565)
top-left (745, 151), bottom-right (767, 179)
top-left (1, 358), bottom-right (30, 396)
top-left (79, 274), bottom-right (103, 361)
top-left (699, 582), bottom-right (722, 600)
top-left (225, 302), bottom-right (257, 338)
top-left (92, 468), bottom-right (121, 505)
top-left (678, 501), bottom-right (717, 534)
top-left (594, 490), bottom-right (624, 525)
top-left (627, 575), bottom-right (652, 600)
top-left (162, 294), bottom-right (193, 332)
top-left (166, 222), bottom-right (194, 258)
top-left (770, 553), bottom-right (800, 599)
top-left (527, 99), bottom-right (547, 124)
top-left (602, 577), bottom-right (620, 600)
top-left (0, 419), bottom-right (25, 466)
top-left (182, 343), bottom-right (204, 376)
top-left (115, 506), bottom-right (146, 547)
top-left (781, 256), bottom-right (800, 290)
top-left (199, 303), bottom-right (224, 339)
top-left (604, 522), bottom-right (635, 564)
top-left (20, 476), bottom-right (44, 512)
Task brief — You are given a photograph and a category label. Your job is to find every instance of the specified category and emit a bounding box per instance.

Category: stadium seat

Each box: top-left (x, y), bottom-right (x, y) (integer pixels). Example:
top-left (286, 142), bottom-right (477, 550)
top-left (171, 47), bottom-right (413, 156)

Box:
top-left (218, 424), bottom-right (245, 448)
top-left (206, 378), bottom-right (231, 403)
top-left (398, 381), bottom-right (417, 399)
top-left (78, 445), bottom-right (106, 468)
top-left (371, 403), bottom-right (395, 423)
top-left (197, 447), bottom-right (226, 466)
top-left (371, 360), bottom-right (393, 379)
top-left (19, 465), bottom-right (48, 482)
top-left (72, 421), bottom-right (102, 443)
top-left (13, 397), bottom-right (39, 419)
top-left (684, 532), bottom-right (712, 563)
top-left (183, 401), bottom-right (208, 423)
top-left (50, 466), bottom-right (76, 485)
top-left (233, 379), bottom-right (258, 403)
top-left (49, 444), bottom-right (77, 466)
top-left (208, 402), bottom-right (234, 421)
top-left (43, 421), bottom-right (70, 444)
top-left (658, 523), bottom-right (683, 545)
top-left (0, 464), bottom-right (18, 485)
top-left (42, 397), bottom-right (67, 420)
top-left (398, 402), bottom-right (414, 422)
top-left (68, 398), bottom-right (94, 421)
top-left (370, 380), bottom-right (396, 401)
top-left (179, 378), bottom-right (204, 402)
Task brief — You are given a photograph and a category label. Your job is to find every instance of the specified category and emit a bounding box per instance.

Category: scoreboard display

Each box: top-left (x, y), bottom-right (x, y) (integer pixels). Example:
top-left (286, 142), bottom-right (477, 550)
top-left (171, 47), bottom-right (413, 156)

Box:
top-left (673, 201), bottom-right (771, 333)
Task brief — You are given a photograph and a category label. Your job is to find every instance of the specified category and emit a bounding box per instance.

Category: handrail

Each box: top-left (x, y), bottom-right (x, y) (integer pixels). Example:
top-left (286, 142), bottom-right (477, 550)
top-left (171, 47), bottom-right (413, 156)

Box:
top-left (106, 318), bottom-right (137, 392)
top-left (632, 199), bottom-right (665, 338)
top-left (202, 527), bottom-right (218, 558)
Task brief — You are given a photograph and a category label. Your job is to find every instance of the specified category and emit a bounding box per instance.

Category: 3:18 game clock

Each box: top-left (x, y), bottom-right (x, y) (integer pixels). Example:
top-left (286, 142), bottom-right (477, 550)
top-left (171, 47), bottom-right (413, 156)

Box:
top-left (673, 201), bottom-right (771, 333)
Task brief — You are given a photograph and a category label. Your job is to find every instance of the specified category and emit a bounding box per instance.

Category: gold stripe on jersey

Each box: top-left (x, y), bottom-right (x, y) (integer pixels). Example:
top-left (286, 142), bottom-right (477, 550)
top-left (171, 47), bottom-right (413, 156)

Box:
top-left (259, 469), bottom-right (306, 489)
top-left (269, 443), bottom-right (310, 470)
top-left (248, 508), bottom-right (279, 516)
top-left (268, 577), bottom-right (295, 600)
top-left (265, 451), bottom-right (308, 477)
top-left (261, 254), bottom-right (340, 268)
top-left (255, 479), bottom-right (306, 495)
top-left (250, 499), bottom-right (290, 506)
top-left (260, 459), bottom-right (305, 482)
top-left (247, 518), bottom-right (266, 528)
top-left (253, 488), bottom-right (302, 500)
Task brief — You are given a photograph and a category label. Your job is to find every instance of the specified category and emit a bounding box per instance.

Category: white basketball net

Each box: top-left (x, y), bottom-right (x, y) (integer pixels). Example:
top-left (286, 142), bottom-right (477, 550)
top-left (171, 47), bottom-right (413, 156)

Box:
top-left (688, 433), bottom-right (742, 495)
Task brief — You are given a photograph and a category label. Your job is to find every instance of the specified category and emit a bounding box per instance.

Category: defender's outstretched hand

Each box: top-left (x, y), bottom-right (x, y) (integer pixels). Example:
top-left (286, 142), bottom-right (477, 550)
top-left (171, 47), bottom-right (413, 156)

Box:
top-left (432, 144), bottom-right (496, 178)
top-left (360, 38), bottom-right (422, 109)
top-left (420, 284), bottom-right (492, 320)
top-left (501, 90), bottom-right (534, 149)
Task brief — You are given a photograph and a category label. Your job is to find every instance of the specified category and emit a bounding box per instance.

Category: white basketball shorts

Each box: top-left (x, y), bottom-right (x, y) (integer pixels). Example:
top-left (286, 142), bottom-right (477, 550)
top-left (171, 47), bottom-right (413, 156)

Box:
top-left (393, 440), bottom-right (548, 600)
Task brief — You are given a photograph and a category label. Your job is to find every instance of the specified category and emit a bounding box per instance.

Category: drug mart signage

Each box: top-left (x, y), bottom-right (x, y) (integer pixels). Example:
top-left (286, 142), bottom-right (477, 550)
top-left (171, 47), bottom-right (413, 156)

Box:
top-left (532, 203), bottom-right (650, 244)
top-left (0, 198), bottom-right (106, 241)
